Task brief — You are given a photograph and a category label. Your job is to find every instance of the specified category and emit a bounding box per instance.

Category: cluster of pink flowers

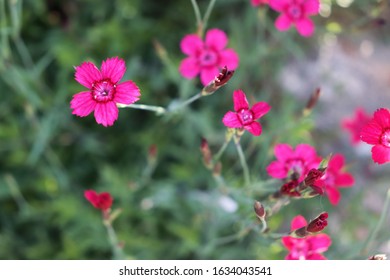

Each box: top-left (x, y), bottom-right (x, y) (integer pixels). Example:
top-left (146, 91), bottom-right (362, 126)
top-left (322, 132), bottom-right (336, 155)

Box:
top-left (266, 143), bottom-right (355, 205)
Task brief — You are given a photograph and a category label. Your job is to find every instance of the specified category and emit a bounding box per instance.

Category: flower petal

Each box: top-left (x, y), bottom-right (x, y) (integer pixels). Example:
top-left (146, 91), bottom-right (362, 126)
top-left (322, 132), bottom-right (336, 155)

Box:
top-left (94, 102), bottom-right (119, 127)
top-left (335, 174), bottom-right (354, 187)
top-left (245, 122), bottom-right (262, 136)
top-left (295, 18), bottom-right (315, 37)
top-left (328, 154), bottom-right (345, 172)
top-left (269, 0), bottom-right (290, 12)
top-left (75, 62), bottom-right (102, 89)
top-left (325, 186), bottom-right (341, 205)
top-left (200, 66), bottom-right (219, 86)
top-left (233, 89), bottom-right (249, 112)
top-left (275, 14), bottom-right (292, 31)
top-left (84, 190), bottom-right (99, 208)
top-left (281, 236), bottom-right (295, 251)
top-left (266, 161), bottom-right (288, 179)
top-left (100, 57), bottom-right (126, 84)
top-left (205, 29), bottom-right (228, 51)
top-left (180, 34), bottom-right (203, 56)
top-left (361, 122), bottom-right (382, 145)
top-left (304, 0), bottom-right (320, 15)
top-left (222, 111), bottom-right (242, 128)
top-left (274, 143), bottom-right (294, 162)
top-left (114, 81), bottom-right (141, 105)
top-left (373, 108), bottom-right (390, 128)
top-left (251, 101), bottom-right (271, 119)
top-left (70, 91), bottom-right (96, 117)
top-left (294, 144), bottom-right (319, 163)
top-left (291, 215), bottom-right (307, 231)
top-left (218, 49), bottom-right (239, 70)
top-left (179, 57), bottom-right (201, 79)
top-left (307, 234), bottom-right (332, 253)
top-left (306, 253), bottom-right (326, 260)
top-left (371, 145), bottom-right (390, 164)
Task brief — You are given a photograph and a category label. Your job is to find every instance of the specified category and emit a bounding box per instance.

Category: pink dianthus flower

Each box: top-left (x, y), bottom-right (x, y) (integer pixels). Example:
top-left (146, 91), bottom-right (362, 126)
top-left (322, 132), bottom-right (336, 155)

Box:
top-left (179, 29), bottom-right (239, 86)
top-left (266, 143), bottom-right (322, 182)
top-left (222, 89), bottom-right (271, 136)
top-left (360, 108), bottom-right (390, 164)
top-left (71, 57), bottom-right (141, 127)
top-left (282, 215), bottom-right (332, 260)
top-left (84, 190), bottom-right (113, 211)
top-left (341, 107), bottom-right (371, 145)
top-left (269, 0), bottom-right (320, 37)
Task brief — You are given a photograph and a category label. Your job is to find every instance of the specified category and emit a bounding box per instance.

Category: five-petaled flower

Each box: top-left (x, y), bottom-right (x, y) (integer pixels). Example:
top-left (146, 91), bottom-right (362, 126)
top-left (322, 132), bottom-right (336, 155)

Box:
top-left (222, 89), bottom-right (271, 136)
top-left (251, 0), bottom-right (269, 6)
top-left (269, 0), bottom-right (320, 37)
top-left (314, 154), bottom-right (354, 205)
top-left (71, 57), bottom-right (141, 127)
top-left (266, 143), bottom-right (322, 182)
top-left (282, 215), bottom-right (332, 260)
top-left (342, 107), bottom-right (371, 145)
top-left (84, 190), bottom-right (113, 211)
top-left (360, 108), bottom-right (390, 164)
top-left (179, 28), bottom-right (239, 86)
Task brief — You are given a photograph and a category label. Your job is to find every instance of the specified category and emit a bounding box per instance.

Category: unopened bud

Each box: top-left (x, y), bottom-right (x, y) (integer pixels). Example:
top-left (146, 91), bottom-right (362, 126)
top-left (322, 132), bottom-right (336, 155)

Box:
top-left (306, 212), bottom-right (328, 233)
top-left (200, 138), bottom-right (212, 169)
top-left (153, 39), bottom-right (168, 61)
top-left (254, 201), bottom-right (266, 219)
top-left (202, 66), bottom-right (234, 96)
top-left (280, 180), bottom-right (300, 197)
top-left (304, 168), bottom-right (326, 186)
top-left (303, 88), bottom-right (321, 116)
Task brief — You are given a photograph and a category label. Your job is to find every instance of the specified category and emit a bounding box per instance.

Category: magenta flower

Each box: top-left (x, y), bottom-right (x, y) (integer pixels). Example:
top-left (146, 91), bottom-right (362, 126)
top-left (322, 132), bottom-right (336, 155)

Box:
top-left (266, 143), bottom-right (322, 182)
top-left (342, 107), bottom-right (371, 145)
top-left (70, 57), bottom-right (141, 127)
top-left (84, 190), bottom-right (113, 211)
top-left (282, 215), bottom-right (332, 260)
top-left (315, 154), bottom-right (354, 205)
top-left (360, 108), bottom-right (390, 164)
top-left (179, 29), bottom-right (239, 86)
top-left (251, 0), bottom-right (269, 6)
top-left (222, 89), bottom-right (271, 136)
top-left (269, 0), bottom-right (320, 37)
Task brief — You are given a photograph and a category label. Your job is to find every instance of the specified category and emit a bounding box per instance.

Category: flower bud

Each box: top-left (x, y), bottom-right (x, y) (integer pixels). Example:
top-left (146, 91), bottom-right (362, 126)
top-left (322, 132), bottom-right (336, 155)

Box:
top-left (202, 66), bottom-right (235, 96)
top-left (303, 88), bottom-right (321, 116)
top-left (200, 138), bottom-right (212, 169)
top-left (280, 180), bottom-right (300, 197)
top-left (254, 201), bottom-right (266, 219)
top-left (304, 168), bottom-right (326, 186)
top-left (306, 212), bottom-right (328, 233)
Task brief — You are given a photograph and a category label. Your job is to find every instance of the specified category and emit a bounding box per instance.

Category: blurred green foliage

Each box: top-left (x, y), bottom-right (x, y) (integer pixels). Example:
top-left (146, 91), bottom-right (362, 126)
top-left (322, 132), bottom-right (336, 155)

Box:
top-left (0, 0), bottom-right (389, 260)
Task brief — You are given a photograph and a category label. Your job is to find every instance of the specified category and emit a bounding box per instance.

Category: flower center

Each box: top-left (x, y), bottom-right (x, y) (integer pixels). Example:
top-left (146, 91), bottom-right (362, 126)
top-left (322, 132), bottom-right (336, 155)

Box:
top-left (92, 80), bottom-right (116, 102)
top-left (238, 109), bottom-right (254, 125)
top-left (290, 239), bottom-right (309, 260)
top-left (287, 4), bottom-right (303, 19)
top-left (199, 49), bottom-right (218, 67)
top-left (286, 158), bottom-right (305, 177)
top-left (380, 129), bottom-right (390, 147)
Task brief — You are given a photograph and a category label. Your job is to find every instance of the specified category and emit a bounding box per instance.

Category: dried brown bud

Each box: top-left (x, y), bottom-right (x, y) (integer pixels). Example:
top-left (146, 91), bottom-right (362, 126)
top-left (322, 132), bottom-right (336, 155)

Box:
top-left (254, 201), bottom-right (266, 219)
top-left (303, 88), bottom-right (321, 116)
top-left (200, 138), bottom-right (212, 169)
top-left (202, 66), bottom-right (235, 96)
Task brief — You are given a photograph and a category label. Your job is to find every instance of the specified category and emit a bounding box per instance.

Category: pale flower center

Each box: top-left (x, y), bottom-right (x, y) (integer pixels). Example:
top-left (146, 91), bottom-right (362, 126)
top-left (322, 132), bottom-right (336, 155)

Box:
top-left (199, 49), bottom-right (218, 67)
top-left (287, 4), bottom-right (303, 19)
top-left (238, 109), bottom-right (254, 125)
top-left (380, 129), bottom-right (390, 148)
top-left (291, 239), bottom-right (309, 260)
top-left (92, 80), bottom-right (116, 102)
top-left (286, 158), bottom-right (305, 177)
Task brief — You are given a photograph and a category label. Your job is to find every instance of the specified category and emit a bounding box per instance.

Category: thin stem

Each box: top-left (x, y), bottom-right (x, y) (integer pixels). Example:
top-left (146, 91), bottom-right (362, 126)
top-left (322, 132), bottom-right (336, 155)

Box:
top-left (4, 173), bottom-right (30, 213)
top-left (103, 218), bottom-right (126, 260)
top-left (361, 188), bottom-right (390, 255)
top-left (167, 92), bottom-right (202, 112)
top-left (190, 0), bottom-right (202, 30)
top-left (213, 138), bottom-right (230, 163)
top-left (117, 103), bottom-right (166, 115)
top-left (202, 0), bottom-right (217, 32)
top-left (234, 136), bottom-right (251, 187)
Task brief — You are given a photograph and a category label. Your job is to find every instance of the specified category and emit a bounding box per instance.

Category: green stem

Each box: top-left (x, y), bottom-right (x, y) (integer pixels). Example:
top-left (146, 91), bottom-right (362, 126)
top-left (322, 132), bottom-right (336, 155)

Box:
top-left (361, 188), bottom-right (390, 255)
top-left (190, 0), bottom-right (202, 31)
top-left (103, 217), bottom-right (126, 260)
top-left (167, 92), bottom-right (202, 112)
top-left (4, 173), bottom-right (30, 213)
top-left (117, 103), bottom-right (166, 115)
top-left (234, 136), bottom-right (251, 187)
top-left (202, 0), bottom-right (217, 32)
top-left (213, 138), bottom-right (230, 163)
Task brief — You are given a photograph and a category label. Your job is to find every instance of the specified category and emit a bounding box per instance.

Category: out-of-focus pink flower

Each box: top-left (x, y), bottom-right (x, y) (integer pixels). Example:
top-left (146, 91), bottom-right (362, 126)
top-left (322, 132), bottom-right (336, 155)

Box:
top-left (266, 143), bottom-right (322, 182)
top-left (269, 0), bottom-right (320, 37)
top-left (342, 107), bottom-right (371, 145)
top-left (179, 29), bottom-right (239, 86)
top-left (282, 215), bottom-right (331, 260)
top-left (315, 154), bottom-right (354, 205)
top-left (71, 57), bottom-right (141, 127)
top-left (84, 190), bottom-right (113, 211)
top-left (251, 0), bottom-right (269, 6)
top-left (222, 89), bottom-right (271, 136)
top-left (360, 108), bottom-right (390, 164)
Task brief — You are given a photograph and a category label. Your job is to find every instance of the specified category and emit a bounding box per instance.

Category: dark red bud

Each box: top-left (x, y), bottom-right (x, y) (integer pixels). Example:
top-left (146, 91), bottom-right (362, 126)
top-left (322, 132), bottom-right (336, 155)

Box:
top-left (304, 168), bottom-right (326, 186)
top-left (254, 201), bottom-right (266, 219)
top-left (306, 212), bottom-right (328, 233)
top-left (280, 180), bottom-right (301, 197)
top-left (200, 138), bottom-right (212, 168)
top-left (202, 66), bottom-right (235, 96)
